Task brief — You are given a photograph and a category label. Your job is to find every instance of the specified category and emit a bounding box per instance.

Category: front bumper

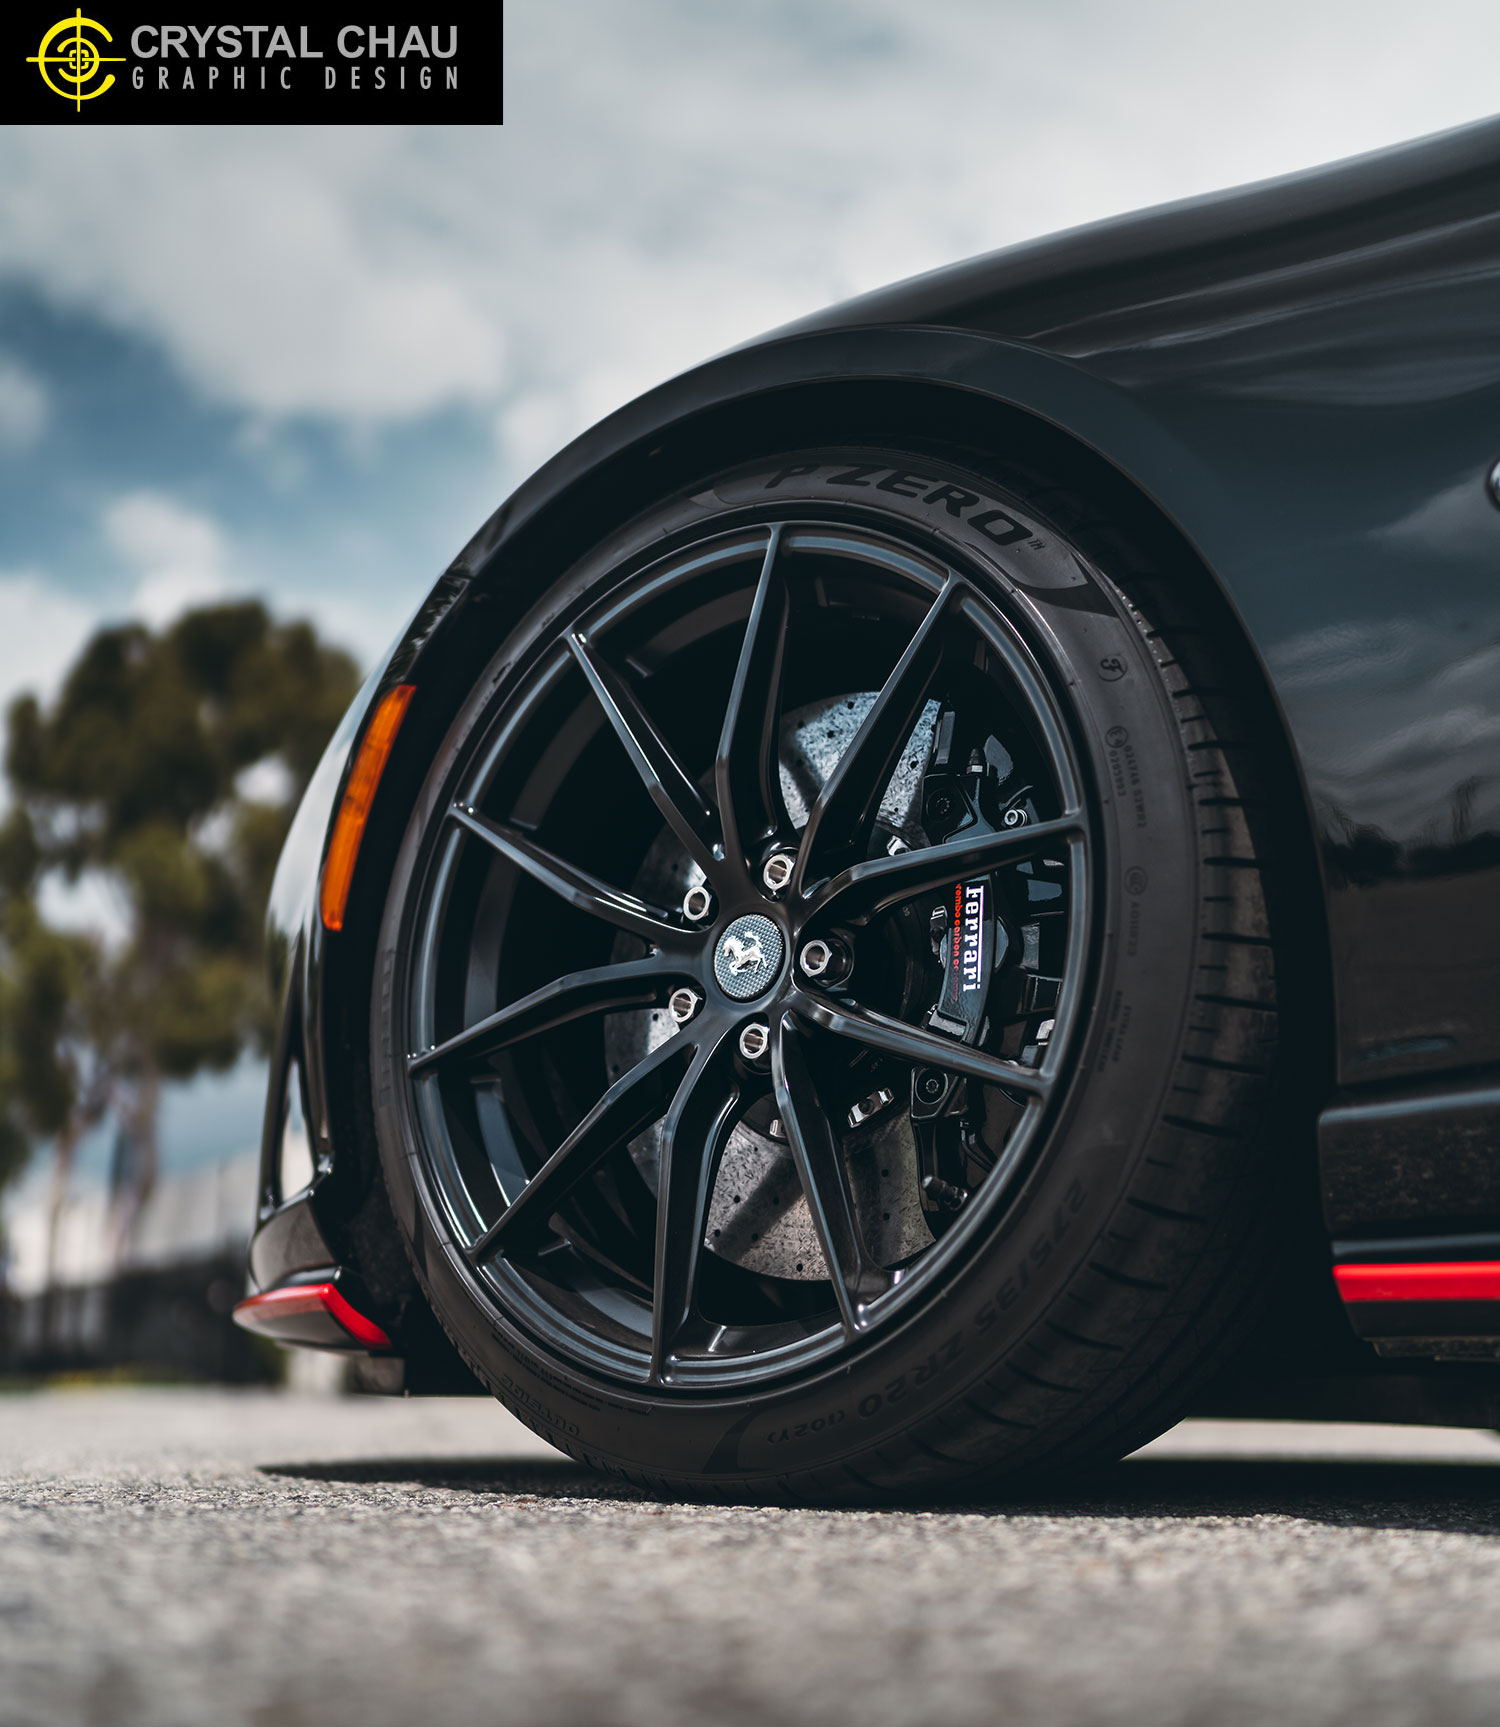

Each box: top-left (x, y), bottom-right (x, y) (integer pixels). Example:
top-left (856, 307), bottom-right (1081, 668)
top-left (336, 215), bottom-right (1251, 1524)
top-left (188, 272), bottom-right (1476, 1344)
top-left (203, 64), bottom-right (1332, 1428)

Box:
top-left (233, 1265), bottom-right (392, 1352)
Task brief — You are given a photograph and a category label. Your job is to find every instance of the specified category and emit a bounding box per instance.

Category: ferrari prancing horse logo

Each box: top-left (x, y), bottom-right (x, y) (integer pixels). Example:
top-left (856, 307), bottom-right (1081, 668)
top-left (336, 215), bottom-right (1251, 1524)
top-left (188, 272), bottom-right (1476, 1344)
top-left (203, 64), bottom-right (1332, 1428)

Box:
top-left (713, 913), bottom-right (784, 1001)
top-left (721, 933), bottom-right (765, 974)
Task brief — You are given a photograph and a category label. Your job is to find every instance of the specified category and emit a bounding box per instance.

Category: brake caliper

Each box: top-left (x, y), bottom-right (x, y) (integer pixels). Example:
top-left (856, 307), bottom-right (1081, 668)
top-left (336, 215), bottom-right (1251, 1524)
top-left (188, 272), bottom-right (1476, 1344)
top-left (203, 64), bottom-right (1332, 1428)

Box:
top-left (929, 877), bottom-right (996, 1044)
top-left (910, 711), bottom-right (1018, 1217)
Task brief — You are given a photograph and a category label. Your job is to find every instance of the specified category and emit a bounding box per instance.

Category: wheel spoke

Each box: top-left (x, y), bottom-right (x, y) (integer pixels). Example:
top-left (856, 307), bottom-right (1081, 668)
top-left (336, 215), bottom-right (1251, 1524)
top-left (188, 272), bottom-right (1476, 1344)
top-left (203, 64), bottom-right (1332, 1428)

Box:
top-left (795, 576), bottom-right (962, 889)
top-left (450, 804), bottom-right (689, 947)
top-left (410, 957), bottom-right (680, 1074)
top-left (772, 1014), bottom-right (888, 1336)
top-left (797, 996), bottom-right (1051, 1095)
top-left (568, 630), bottom-right (720, 877)
top-left (715, 526), bottom-right (791, 870)
top-left (813, 814), bottom-right (1085, 922)
top-left (650, 1037), bottom-right (743, 1380)
top-left (469, 1033), bottom-right (694, 1263)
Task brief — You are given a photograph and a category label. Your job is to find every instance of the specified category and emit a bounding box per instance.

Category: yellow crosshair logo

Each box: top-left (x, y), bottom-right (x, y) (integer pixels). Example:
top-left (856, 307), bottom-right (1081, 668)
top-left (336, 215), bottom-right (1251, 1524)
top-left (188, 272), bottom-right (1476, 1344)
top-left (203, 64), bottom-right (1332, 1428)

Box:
top-left (27, 10), bottom-right (124, 109)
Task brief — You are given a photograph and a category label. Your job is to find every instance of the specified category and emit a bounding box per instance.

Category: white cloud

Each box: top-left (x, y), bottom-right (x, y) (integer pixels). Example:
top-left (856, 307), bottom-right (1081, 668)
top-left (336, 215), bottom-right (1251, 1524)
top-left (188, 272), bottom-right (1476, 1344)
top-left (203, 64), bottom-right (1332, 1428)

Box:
top-left (95, 487), bottom-right (404, 671)
top-left (234, 754), bottom-right (295, 807)
top-left (36, 867), bottom-right (131, 956)
top-left (1, 1), bottom-right (1497, 463)
top-left (97, 489), bottom-right (404, 669)
top-left (0, 131), bottom-right (503, 423)
top-left (0, 356), bottom-right (48, 449)
top-left (103, 490), bottom-right (234, 625)
top-left (293, 589), bottom-right (403, 669)
top-left (0, 571), bottom-right (96, 715)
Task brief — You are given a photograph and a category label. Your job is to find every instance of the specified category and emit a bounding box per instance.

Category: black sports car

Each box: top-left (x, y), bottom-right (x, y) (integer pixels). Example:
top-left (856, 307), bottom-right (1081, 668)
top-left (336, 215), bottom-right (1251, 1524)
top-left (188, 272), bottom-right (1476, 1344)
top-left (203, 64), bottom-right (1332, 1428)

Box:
top-left (235, 118), bottom-right (1500, 1495)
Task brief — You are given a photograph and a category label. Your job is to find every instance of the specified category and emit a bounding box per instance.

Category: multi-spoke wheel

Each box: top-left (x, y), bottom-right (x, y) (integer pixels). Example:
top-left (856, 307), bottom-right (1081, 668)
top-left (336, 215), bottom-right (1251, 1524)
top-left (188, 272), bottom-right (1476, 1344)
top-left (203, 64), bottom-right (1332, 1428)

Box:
top-left (373, 448), bottom-right (1280, 1498)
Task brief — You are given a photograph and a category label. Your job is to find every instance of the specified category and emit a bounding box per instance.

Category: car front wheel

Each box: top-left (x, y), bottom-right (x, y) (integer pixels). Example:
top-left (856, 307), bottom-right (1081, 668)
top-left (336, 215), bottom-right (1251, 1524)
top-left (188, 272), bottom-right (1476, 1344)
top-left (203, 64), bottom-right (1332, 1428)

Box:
top-left (371, 445), bottom-right (1281, 1499)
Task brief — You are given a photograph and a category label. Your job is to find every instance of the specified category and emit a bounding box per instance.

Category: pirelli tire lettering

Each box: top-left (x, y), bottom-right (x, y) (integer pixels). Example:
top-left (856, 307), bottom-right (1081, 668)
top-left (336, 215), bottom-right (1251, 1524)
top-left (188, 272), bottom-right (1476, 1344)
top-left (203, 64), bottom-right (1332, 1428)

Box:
top-left (764, 462), bottom-right (1036, 546)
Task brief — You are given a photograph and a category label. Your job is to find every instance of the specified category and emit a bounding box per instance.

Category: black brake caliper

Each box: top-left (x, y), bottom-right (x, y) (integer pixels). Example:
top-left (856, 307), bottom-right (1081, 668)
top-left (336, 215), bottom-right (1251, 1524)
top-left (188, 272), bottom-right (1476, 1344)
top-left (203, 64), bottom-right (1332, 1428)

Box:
top-left (929, 877), bottom-right (996, 1044)
top-left (912, 708), bottom-right (1014, 1223)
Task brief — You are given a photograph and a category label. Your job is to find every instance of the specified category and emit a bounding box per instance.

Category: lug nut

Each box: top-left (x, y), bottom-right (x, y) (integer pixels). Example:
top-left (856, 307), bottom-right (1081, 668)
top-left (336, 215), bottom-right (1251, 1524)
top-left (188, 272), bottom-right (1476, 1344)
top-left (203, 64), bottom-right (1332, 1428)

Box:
top-left (800, 939), bottom-right (833, 978)
top-left (737, 1021), bottom-right (770, 1063)
top-left (668, 986), bottom-right (703, 1026)
top-left (1002, 807), bottom-right (1027, 828)
top-left (798, 936), bottom-right (850, 985)
top-left (681, 884), bottom-right (715, 924)
top-left (761, 851), bottom-right (796, 894)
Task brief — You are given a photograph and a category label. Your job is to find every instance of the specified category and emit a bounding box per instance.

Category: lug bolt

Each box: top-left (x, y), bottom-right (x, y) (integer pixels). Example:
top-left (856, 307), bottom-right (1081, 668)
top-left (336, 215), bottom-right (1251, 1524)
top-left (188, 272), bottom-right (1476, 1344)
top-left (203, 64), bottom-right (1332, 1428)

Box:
top-left (681, 884), bottom-right (715, 924)
top-left (668, 986), bottom-right (703, 1026)
top-left (798, 937), bottom-right (850, 985)
top-left (737, 1021), bottom-right (770, 1063)
top-left (761, 851), bottom-right (796, 894)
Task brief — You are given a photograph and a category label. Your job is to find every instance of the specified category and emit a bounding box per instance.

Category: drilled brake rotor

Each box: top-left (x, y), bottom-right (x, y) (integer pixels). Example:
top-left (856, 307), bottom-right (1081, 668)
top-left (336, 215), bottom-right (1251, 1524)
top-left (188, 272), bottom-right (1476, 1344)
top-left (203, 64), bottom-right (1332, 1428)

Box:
top-left (606, 691), bottom-right (942, 1281)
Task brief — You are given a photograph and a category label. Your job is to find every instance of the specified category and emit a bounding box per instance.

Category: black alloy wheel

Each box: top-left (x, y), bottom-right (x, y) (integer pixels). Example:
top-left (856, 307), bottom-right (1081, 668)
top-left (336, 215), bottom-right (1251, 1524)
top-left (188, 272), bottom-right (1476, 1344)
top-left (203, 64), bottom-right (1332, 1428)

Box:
top-left (373, 447), bottom-right (1281, 1498)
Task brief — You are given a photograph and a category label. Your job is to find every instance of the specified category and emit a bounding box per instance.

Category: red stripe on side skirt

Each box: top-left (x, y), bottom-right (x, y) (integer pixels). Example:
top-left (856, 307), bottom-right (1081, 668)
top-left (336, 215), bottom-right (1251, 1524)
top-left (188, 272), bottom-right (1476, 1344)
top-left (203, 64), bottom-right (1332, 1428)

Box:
top-left (1334, 1261), bottom-right (1500, 1303)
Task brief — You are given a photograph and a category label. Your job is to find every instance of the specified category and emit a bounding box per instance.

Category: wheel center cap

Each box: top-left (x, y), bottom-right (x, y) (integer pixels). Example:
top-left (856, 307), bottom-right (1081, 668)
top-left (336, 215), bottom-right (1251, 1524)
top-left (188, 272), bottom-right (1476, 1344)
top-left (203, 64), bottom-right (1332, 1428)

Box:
top-left (714, 914), bottom-right (784, 1001)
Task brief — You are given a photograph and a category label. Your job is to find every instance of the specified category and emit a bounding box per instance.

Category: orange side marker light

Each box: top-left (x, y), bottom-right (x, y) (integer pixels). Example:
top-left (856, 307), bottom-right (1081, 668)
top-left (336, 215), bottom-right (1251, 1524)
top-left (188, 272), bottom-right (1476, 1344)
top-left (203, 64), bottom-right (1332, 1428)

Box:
top-left (319, 684), bottom-right (415, 932)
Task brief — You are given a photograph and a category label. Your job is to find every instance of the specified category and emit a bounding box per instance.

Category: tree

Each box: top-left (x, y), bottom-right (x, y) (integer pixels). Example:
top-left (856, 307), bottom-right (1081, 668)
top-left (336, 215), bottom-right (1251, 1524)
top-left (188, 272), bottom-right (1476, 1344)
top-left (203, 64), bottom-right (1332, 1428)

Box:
top-left (0, 807), bottom-right (116, 1291)
top-left (0, 601), bottom-right (360, 1263)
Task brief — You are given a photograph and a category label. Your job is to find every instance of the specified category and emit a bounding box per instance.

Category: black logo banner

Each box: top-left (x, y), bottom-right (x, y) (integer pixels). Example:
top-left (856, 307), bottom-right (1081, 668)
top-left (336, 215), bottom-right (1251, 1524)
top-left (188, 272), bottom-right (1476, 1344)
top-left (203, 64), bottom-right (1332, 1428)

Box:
top-left (6, 6), bottom-right (502, 122)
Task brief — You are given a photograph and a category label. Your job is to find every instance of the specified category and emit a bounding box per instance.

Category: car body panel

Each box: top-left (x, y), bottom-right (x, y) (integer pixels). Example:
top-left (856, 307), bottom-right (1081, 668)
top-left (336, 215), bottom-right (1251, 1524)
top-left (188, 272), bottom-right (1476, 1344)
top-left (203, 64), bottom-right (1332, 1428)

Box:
top-left (253, 118), bottom-right (1500, 1374)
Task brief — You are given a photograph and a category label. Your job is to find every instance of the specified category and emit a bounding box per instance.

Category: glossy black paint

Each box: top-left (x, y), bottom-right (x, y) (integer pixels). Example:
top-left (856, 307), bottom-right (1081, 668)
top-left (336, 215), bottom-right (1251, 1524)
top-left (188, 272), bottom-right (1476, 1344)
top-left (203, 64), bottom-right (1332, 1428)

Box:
top-left (253, 119), bottom-right (1500, 1373)
top-left (1322, 1080), bottom-right (1500, 1237)
top-left (771, 117), bottom-right (1500, 1090)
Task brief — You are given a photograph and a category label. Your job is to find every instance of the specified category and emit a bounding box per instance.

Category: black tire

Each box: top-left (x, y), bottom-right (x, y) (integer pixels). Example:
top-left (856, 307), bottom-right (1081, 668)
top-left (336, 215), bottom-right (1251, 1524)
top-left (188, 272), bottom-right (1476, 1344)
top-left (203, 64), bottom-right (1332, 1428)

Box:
top-left (371, 444), bottom-right (1281, 1501)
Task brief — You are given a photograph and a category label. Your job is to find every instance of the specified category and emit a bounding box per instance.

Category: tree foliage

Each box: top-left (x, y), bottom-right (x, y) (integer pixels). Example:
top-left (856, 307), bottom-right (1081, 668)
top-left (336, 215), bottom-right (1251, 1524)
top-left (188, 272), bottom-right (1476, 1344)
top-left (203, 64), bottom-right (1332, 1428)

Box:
top-left (0, 601), bottom-right (359, 1236)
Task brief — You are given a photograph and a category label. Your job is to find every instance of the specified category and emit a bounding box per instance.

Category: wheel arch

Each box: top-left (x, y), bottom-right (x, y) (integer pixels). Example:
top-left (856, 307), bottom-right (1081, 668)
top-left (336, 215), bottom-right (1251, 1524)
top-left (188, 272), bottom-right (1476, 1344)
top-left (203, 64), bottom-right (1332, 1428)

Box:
top-left (316, 333), bottom-right (1336, 1301)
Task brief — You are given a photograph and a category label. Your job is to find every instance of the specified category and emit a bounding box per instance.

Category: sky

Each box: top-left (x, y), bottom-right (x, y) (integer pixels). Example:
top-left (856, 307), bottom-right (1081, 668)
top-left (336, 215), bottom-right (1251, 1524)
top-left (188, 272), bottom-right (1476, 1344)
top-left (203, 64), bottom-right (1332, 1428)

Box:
top-left (2, 0), bottom-right (1498, 1185)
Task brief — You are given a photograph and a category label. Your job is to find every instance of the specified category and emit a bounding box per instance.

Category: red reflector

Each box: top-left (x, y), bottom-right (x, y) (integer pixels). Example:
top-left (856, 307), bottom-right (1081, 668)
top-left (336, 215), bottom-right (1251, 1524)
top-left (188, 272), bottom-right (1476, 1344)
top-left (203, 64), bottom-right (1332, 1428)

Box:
top-left (1334, 1261), bottom-right (1500, 1303)
top-left (232, 1282), bottom-right (391, 1349)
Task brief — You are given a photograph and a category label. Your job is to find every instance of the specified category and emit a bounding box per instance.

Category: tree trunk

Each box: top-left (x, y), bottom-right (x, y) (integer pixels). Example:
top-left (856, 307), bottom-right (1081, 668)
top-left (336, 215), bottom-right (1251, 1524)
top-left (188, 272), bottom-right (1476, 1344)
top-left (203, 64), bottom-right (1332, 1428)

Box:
top-left (41, 1116), bottom-right (82, 1354)
top-left (110, 1068), bottom-right (159, 1269)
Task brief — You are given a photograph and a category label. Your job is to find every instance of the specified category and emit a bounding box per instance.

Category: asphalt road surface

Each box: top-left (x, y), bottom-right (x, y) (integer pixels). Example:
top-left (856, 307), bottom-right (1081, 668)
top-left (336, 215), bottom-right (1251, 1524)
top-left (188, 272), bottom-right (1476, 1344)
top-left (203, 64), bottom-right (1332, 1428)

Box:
top-left (4, 1389), bottom-right (1500, 1726)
